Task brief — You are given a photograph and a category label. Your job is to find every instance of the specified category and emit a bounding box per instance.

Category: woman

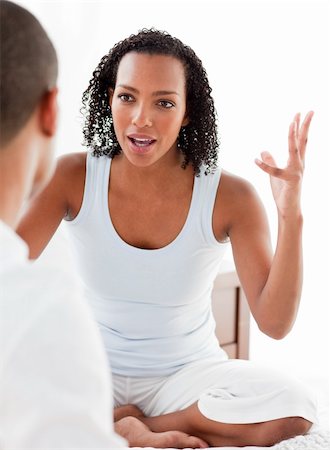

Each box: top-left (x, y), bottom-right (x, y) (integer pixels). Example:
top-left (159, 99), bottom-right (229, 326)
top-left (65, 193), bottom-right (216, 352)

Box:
top-left (17, 29), bottom-right (317, 447)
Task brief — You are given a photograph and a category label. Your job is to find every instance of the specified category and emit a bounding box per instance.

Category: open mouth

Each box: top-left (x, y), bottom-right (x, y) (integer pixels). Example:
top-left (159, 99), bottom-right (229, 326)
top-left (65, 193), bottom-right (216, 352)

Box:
top-left (127, 136), bottom-right (157, 154)
top-left (128, 137), bottom-right (156, 148)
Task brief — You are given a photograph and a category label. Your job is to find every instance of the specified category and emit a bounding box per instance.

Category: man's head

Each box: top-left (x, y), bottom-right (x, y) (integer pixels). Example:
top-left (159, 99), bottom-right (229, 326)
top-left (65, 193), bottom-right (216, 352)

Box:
top-left (0, 1), bottom-right (58, 222)
top-left (0, 0), bottom-right (58, 146)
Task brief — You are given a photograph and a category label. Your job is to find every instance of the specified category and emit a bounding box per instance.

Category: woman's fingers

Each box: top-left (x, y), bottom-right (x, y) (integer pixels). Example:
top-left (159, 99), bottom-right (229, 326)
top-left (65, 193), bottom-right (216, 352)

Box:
top-left (288, 111), bottom-right (313, 165)
top-left (297, 110), bottom-right (314, 160)
top-left (255, 111), bottom-right (313, 179)
top-left (293, 112), bottom-right (301, 151)
top-left (288, 120), bottom-right (299, 158)
top-left (261, 151), bottom-right (276, 166)
top-left (294, 112), bottom-right (301, 133)
top-left (255, 152), bottom-right (284, 178)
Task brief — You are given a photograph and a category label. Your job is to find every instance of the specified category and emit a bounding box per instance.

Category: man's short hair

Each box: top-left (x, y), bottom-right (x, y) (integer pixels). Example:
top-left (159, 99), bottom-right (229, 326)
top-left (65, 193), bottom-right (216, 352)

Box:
top-left (0, 0), bottom-right (58, 146)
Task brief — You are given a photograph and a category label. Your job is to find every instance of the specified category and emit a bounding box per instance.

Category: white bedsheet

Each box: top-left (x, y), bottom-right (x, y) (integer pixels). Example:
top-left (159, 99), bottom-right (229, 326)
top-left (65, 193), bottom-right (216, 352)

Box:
top-left (129, 425), bottom-right (330, 450)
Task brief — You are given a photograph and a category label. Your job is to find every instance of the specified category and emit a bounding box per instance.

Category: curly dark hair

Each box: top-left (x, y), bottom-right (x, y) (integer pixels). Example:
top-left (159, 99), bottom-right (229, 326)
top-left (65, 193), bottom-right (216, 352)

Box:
top-left (81, 28), bottom-right (219, 176)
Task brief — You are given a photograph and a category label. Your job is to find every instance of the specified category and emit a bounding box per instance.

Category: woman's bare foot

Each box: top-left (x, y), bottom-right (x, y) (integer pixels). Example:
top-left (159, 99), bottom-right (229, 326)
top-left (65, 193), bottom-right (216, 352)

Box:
top-left (114, 404), bottom-right (145, 422)
top-left (115, 416), bottom-right (209, 448)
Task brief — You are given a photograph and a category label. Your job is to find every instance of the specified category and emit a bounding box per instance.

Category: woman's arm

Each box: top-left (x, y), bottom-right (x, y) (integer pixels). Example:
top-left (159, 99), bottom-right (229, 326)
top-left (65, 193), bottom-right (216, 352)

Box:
top-left (16, 152), bottom-right (86, 259)
top-left (219, 112), bottom-right (313, 339)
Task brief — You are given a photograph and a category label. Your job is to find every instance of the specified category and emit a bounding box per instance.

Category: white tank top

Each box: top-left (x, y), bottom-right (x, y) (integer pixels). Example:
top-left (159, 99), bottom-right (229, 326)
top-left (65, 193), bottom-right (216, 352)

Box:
top-left (65, 153), bottom-right (229, 376)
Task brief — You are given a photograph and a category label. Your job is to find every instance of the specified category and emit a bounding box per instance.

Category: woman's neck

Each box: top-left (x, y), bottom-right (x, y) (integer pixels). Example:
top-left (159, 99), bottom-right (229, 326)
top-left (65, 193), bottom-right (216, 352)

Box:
top-left (111, 147), bottom-right (189, 194)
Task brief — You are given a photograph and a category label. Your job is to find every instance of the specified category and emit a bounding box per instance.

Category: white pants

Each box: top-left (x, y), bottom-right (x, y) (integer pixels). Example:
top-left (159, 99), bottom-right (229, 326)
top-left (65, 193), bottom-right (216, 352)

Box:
top-left (112, 357), bottom-right (318, 424)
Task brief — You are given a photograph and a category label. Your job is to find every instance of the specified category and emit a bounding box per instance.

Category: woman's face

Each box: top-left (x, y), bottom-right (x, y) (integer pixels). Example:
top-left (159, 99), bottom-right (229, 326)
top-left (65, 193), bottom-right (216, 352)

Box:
top-left (109, 52), bottom-right (188, 168)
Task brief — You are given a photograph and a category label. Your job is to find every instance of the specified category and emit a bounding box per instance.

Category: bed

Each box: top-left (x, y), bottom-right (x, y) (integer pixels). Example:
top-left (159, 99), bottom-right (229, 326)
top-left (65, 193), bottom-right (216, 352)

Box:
top-left (129, 425), bottom-right (330, 450)
top-left (129, 423), bottom-right (330, 449)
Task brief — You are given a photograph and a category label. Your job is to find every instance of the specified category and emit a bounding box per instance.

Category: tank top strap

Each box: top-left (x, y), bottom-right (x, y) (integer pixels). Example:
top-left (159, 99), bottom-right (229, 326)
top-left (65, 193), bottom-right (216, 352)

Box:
top-left (197, 166), bottom-right (223, 246)
top-left (68, 152), bottom-right (111, 226)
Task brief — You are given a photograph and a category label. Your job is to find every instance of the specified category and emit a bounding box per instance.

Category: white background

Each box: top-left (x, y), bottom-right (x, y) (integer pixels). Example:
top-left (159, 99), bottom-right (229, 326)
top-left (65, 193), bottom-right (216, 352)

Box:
top-left (16, 0), bottom-right (329, 403)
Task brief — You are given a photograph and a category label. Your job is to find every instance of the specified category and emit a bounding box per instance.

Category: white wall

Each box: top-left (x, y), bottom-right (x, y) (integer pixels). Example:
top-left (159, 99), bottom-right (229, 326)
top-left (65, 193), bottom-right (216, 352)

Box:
top-left (17, 0), bottom-right (329, 383)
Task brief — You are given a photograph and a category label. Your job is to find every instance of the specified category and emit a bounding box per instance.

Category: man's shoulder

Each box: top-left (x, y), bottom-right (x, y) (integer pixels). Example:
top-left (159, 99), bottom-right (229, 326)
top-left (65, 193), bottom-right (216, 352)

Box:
top-left (0, 260), bottom-right (94, 356)
top-left (0, 257), bottom-right (77, 310)
top-left (0, 220), bottom-right (29, 272)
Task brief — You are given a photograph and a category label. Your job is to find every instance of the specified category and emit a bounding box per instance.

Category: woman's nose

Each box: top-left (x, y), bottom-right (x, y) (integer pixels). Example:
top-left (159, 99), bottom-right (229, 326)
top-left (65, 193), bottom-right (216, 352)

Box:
top-left (131, 105), bottom-right (152, 128)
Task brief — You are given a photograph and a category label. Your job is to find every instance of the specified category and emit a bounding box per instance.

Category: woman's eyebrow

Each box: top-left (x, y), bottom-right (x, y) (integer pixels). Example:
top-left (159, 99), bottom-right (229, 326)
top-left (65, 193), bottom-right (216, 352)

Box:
top-left (117, 84), bottom-right (179, 96)
top-left (153, 90), bottom-right (179, 96)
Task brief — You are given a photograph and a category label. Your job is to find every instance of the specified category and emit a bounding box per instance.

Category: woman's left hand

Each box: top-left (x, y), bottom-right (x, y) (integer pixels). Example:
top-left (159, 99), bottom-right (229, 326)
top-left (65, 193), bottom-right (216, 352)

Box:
top-left (255, 111), bottom-right (314, 217)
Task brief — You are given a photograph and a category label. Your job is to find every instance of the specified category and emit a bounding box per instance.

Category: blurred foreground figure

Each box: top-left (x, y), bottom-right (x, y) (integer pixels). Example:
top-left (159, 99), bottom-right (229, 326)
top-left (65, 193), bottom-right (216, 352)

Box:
top-left (0, 1), bottom-right (125, 447)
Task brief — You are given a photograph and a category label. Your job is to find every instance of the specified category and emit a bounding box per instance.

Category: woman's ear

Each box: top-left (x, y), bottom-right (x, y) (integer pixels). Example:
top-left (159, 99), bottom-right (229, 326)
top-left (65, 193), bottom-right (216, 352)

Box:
top-left (182, 115), bottom-right (189, 127)
top-left (39, 87), bottom-right (58, 137)
top-left (108, 88), bottom-right (114, 107)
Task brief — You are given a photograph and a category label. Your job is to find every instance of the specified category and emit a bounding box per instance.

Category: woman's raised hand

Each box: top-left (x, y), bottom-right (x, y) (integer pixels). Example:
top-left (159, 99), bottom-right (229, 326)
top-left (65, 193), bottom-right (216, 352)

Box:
top-left (255, 111), bottom-right (314, 217)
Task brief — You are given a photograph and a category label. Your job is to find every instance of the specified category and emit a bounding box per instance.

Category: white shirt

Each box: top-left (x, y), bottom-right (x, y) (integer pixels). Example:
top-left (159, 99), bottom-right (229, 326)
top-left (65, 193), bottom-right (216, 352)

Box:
top-left (0, 221), bottom-right (126, 449)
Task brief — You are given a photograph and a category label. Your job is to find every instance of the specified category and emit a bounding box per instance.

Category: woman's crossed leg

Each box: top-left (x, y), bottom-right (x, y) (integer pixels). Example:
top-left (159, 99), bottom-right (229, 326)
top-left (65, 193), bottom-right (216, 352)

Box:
top-left (140, 402), bottom-right (312, 447)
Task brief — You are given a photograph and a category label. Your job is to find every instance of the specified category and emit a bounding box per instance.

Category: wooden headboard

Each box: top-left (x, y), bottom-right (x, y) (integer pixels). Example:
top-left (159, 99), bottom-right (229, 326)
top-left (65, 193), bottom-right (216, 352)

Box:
top-left (211, 266), bottom-right (250, 359)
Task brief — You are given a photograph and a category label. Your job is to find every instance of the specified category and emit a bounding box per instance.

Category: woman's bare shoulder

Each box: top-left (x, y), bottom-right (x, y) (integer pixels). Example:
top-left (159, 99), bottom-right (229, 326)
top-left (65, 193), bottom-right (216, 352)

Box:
top-left (213, 169), bottom-right (265, 239)
top-left (52, 152), bottom-right (87, 219)
top-left (56, 151), bottom-right (87, 179)
top-left (218, 169), bottom-right (259, 205)
top-left (48, 151), bottom-right (86, 195)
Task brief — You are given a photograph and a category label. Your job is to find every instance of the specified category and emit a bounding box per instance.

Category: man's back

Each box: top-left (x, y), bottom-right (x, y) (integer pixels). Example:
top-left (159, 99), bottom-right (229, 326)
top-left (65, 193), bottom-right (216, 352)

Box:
top-left (0, 220), bottom-right (125, 448)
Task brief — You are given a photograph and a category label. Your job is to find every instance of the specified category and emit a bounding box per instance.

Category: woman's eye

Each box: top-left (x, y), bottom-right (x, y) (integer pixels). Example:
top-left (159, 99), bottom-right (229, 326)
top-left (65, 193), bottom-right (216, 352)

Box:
top-left (118, 94), bottom-right (134, 102)
top-left (158, 100), bottom-right (175, 109)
